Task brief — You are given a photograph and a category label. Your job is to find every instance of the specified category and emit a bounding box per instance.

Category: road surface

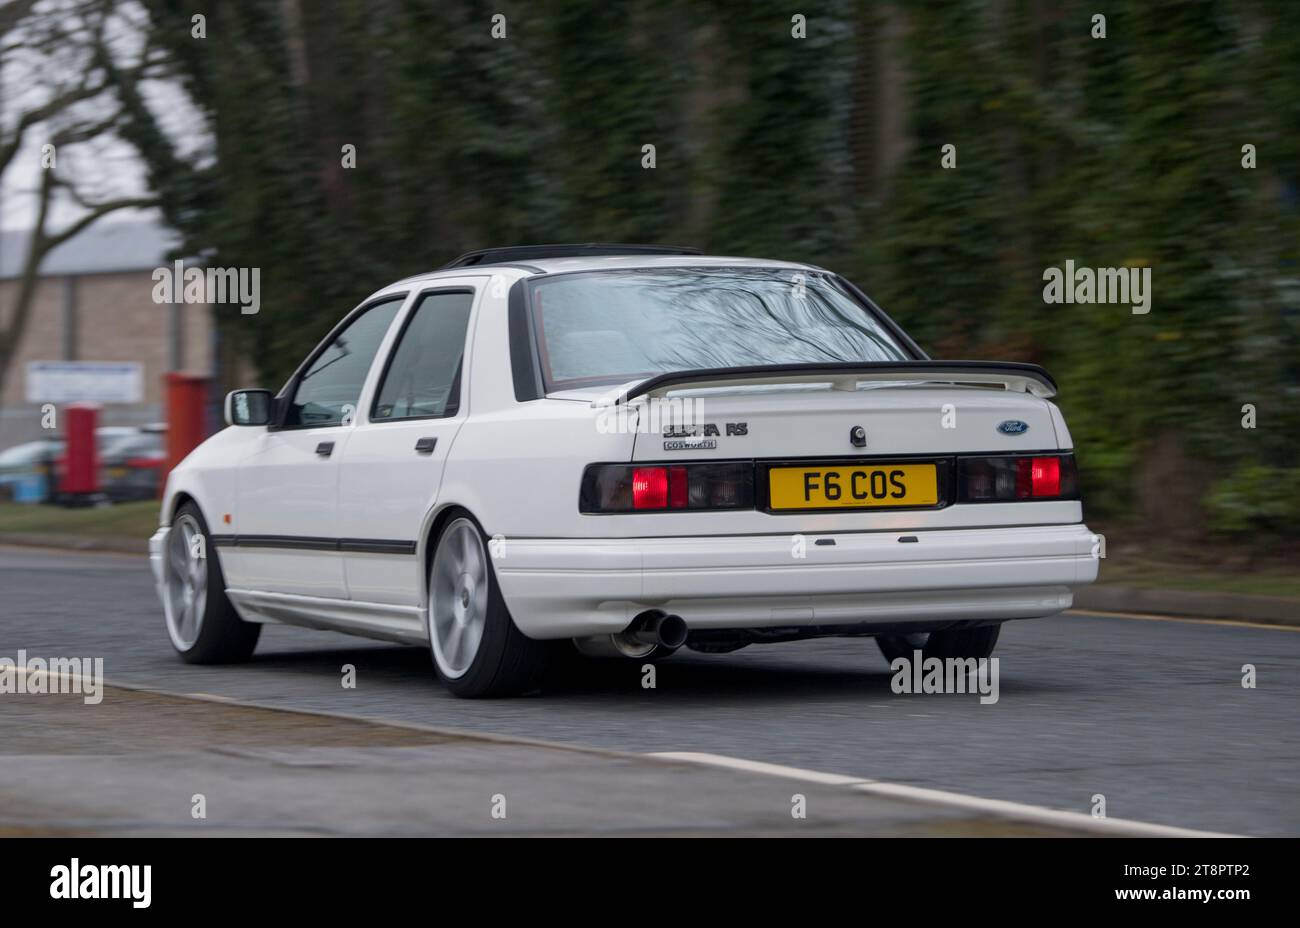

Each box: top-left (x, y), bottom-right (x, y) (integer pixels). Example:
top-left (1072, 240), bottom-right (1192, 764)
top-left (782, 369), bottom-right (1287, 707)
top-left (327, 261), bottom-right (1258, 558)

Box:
top-left (3, 546), bottom-right (1295, 835)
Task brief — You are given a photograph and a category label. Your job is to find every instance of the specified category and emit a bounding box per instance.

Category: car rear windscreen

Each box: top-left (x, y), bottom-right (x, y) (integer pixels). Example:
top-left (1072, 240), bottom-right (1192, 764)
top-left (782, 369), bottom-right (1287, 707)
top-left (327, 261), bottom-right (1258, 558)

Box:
top-left (528, 267), bottom-right (910, 390)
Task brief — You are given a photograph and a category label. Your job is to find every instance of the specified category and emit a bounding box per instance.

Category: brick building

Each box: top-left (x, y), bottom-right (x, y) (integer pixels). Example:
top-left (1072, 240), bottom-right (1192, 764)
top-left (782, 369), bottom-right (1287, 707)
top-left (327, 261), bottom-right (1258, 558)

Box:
top-left (0, 220), bottom-right (236, 451)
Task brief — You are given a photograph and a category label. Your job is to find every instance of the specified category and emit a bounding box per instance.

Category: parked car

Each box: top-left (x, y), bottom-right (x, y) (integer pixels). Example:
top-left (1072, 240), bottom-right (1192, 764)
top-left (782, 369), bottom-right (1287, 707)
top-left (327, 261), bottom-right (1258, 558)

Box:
top-left (99, 430), bottom-right (167, 502)
top-left (150, 244), bottom-right (1099, 697)
top-left (1, 427), bottom-right (165, 504)
top-left (0, 439), bottom-right (62, 503)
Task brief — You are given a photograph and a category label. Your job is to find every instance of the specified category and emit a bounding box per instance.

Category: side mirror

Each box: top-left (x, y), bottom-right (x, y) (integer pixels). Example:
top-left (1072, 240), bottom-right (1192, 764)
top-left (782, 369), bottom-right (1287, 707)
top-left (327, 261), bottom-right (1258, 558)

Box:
top-left (225, 389), bottom-right (273, 427)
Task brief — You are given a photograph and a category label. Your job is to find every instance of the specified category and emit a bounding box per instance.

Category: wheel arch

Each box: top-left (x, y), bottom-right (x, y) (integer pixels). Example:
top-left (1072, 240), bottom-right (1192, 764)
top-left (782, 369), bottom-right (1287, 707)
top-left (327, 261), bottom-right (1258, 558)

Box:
top-left (419, 502), bottom-right (480, 603)
top-left (169, 490), bottom-right (199, 523)
top-left (168, 491), bottom-right (223, 566)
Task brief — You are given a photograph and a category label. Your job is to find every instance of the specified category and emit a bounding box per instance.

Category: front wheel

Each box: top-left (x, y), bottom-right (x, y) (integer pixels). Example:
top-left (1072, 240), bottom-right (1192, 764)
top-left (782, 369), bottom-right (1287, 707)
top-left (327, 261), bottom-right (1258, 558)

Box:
top-left (163, 502), bottom-right (260, 663)
top-left (427, 515), bottom-right (550, 698)
top-left (876, 624), bottom-right (1002, 665)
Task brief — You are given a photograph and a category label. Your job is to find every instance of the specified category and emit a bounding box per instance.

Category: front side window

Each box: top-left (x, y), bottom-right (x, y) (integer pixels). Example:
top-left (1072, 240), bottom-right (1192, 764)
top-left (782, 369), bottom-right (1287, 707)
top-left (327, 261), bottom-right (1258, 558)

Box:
top-left (528, 267), bottom-right (911, 390)
top-left (283, 296), bottom-right (404, 428)
top-left (372, 290), bottom-right (474, 420)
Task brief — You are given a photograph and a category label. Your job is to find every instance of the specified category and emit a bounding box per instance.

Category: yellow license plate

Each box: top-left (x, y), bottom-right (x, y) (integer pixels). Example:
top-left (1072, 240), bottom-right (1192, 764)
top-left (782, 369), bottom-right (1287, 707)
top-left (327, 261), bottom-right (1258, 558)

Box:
top-left (769, 463), bottom-right (938, 510)
top-left (107, 467), bottom-right (127, 478)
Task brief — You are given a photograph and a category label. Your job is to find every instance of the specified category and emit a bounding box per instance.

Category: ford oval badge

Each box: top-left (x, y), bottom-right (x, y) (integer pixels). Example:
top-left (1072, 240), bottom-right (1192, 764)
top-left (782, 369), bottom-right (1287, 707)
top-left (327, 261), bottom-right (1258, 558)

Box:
top-left (997, 419), bottom-right (1029, 435)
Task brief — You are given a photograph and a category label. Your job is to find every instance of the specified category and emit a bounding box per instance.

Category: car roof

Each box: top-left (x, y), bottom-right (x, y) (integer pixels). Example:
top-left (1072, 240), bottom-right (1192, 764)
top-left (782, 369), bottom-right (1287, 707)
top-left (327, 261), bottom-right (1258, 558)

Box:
top-left (441, 243), bottom-right (703, 267)
top-left (390, 253), bottom-right (824, 290)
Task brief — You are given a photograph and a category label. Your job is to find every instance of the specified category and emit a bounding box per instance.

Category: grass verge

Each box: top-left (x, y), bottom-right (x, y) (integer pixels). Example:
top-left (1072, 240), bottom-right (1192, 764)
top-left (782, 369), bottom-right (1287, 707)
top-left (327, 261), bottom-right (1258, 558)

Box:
top-left (1097, 558), bottom-right (1300, 599)
top-left (0, 500), bottom-right (158, 540)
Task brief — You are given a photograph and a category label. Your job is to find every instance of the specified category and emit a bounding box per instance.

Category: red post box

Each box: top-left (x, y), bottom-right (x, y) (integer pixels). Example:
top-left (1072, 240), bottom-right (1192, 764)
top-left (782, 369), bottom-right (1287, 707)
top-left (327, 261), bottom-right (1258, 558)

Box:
top-left (60, 403), bottom-right (100, 496)
top-left (165, 373), bottom-right (211, 480)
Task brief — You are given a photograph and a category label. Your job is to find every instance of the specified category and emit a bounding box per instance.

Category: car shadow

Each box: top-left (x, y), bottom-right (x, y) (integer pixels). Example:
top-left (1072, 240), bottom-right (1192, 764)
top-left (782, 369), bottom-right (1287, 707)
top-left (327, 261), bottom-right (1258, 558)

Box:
top-left (241, 640), bottom-right (1072, 705)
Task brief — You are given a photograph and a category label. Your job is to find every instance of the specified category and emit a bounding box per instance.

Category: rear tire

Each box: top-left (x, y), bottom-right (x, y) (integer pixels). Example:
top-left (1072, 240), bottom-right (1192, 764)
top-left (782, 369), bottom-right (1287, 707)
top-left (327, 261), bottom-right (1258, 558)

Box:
top-left (427, 514), bottom-right (550, 698)
top-left (876, 624), bottom-right (1001, 664)
top-left (163, 502), bottom-right (260, 664)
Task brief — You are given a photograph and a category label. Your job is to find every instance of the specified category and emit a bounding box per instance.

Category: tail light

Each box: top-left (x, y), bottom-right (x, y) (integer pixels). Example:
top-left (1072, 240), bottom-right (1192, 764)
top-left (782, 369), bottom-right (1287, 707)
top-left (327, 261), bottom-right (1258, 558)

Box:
top-left (631, 466), bottom-right (668, 509)
top-left (581, 462), bottom-right (755, 513)
top-left (1029, 456), bottom-right (1060, 496)
top-left (957, 453), bottom-right (1078, 502)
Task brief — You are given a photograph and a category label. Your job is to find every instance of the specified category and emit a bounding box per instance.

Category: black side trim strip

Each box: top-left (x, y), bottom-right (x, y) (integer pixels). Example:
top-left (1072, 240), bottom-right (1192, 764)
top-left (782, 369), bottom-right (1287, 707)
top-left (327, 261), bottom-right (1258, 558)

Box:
top-left (338, 538), bottom-right (418, 555)
top-left (210, 535), bottom-right (417, 555)
top-left (237, 535), bottom-right (337, 551)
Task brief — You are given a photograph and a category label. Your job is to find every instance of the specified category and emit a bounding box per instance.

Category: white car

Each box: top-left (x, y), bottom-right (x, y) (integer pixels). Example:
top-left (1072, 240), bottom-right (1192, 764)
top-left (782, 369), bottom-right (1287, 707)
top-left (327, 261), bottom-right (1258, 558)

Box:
top-left (150, 245), bottom-right (1099, 697)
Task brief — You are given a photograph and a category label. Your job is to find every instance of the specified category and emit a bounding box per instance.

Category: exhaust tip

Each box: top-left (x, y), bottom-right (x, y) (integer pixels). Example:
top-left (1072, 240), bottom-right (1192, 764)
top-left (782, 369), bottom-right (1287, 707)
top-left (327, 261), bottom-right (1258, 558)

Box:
top-left (630, 610), bottom-right (688, 650)
top-left (656, 614), bottom-right (688, 650)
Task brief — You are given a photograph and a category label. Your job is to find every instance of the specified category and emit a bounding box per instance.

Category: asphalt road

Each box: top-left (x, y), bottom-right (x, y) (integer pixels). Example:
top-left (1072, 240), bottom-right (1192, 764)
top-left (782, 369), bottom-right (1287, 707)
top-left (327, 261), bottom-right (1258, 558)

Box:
top-left (4, 684), bottom-right (1084, 836)
top-left (3, 546), bottom-right (1297, 836)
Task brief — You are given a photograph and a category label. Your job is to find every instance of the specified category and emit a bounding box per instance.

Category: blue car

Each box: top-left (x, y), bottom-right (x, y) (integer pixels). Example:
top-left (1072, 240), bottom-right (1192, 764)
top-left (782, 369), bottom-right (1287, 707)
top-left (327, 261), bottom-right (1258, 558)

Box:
top-left (0, 439), bottom-right (62, 503)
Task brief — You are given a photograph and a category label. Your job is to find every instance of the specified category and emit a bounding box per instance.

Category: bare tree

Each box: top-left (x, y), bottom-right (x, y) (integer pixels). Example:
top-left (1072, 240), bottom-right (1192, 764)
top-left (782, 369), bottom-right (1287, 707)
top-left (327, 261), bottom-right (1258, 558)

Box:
top-left (0, 0), bottom-right (161, 402)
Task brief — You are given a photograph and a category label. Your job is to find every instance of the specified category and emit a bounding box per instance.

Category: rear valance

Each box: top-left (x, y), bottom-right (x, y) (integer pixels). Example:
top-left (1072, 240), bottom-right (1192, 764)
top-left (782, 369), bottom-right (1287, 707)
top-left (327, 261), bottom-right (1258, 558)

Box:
top-left (599, 361), bottom-right (1058, 405)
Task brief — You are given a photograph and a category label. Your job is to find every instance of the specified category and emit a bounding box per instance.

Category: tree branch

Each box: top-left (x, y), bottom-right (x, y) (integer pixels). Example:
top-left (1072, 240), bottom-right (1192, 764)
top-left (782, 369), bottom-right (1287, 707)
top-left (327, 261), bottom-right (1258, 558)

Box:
top-left (0, 78), bottom-right (113, 176)
top-left (43, 194), bottom-right (158, 253)
top-left (0, 0), bottom-right (40, 39)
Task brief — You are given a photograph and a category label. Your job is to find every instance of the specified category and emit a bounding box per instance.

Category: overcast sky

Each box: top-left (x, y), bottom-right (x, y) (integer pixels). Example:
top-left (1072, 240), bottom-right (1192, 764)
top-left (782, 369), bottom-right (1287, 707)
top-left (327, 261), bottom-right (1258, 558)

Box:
top-left (0, 0), bottom-right (205, 235)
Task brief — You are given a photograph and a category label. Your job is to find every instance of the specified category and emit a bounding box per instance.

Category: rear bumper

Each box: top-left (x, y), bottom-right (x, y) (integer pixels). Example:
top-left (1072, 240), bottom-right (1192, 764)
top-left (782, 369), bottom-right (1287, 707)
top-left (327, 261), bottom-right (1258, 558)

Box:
top-left (494, 523), bottom-right (1100, 639)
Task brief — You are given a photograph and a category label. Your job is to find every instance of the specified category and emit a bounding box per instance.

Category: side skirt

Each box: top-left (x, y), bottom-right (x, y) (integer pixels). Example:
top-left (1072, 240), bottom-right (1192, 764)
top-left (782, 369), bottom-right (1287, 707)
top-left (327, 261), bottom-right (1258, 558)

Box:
top-left (225, 588), bottom-right (428, 646)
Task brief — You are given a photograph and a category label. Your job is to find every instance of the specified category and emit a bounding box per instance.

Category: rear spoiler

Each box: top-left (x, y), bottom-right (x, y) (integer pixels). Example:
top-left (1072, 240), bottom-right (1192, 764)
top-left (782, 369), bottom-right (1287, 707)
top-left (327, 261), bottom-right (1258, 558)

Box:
top-left (600, 361), bottom-right (1057, 404)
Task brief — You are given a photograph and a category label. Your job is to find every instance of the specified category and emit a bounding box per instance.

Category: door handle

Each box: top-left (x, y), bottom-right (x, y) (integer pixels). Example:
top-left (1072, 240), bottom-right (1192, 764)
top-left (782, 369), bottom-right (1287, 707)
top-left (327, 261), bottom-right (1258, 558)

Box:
top-left (414, 437), bottom-right (437, 454)
top-left (315, 441), bottom-right (334, 457)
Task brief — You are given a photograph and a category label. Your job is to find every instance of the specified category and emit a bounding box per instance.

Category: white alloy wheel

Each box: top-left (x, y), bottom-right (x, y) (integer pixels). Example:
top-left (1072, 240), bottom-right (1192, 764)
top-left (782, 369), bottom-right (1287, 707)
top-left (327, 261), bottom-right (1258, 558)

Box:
top-left (428, 517), bottom-right (490, 679)
top-left (164, 512), bottom-right (208, 650)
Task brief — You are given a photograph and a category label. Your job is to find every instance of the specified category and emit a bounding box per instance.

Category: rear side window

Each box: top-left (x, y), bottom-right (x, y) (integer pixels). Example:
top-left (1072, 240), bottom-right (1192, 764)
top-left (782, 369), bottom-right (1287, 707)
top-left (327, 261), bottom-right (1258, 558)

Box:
top-left (372, 290), bottom-right (475, 421)
top-left (283, 296), bottom-right (404, 428)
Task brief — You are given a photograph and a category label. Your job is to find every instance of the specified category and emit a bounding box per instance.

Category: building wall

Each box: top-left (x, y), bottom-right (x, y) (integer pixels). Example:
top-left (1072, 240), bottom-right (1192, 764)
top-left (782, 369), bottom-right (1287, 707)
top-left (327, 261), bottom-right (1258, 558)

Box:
top-left (0, 269), bottom-right (216, 449)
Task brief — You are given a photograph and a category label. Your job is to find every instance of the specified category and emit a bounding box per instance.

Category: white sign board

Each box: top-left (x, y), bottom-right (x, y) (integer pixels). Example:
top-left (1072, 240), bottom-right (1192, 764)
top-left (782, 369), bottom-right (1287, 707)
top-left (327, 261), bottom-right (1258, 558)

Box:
top-left (25, 361), bottom-right (144, 404)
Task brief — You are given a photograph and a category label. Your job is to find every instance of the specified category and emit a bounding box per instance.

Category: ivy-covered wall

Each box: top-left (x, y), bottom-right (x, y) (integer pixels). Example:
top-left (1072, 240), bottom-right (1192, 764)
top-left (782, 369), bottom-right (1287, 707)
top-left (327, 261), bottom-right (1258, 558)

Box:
top-left (132, 0), bottom-right (1300, 541)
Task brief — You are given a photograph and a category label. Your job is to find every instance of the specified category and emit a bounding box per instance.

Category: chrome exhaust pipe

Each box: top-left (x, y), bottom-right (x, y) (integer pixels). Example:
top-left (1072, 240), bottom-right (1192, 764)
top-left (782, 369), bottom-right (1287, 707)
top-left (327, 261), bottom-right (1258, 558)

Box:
top-left (630, 610), bottom-right (688, 650)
